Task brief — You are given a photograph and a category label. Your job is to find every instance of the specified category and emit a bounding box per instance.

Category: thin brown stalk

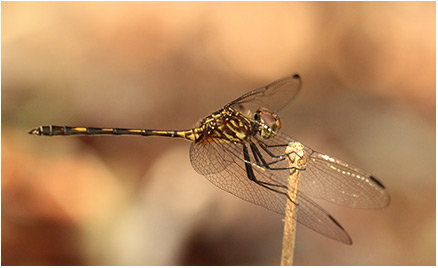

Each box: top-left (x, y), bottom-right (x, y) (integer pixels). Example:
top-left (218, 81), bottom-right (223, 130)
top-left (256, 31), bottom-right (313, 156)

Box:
top-left (280, 142), bottom-right (307, 266)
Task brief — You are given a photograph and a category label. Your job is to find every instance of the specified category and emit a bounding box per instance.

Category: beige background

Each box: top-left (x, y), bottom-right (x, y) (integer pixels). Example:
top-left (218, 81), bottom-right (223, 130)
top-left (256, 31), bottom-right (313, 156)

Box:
top-left (2, 2), bottom-right (435, 265)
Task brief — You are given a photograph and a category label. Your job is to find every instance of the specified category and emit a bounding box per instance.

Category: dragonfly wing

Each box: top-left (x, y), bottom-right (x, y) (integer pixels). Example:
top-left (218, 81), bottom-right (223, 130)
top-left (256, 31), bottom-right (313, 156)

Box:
top-left (190, 139), bottom-right (288, 214)
top-left (227, 74), bottom-right (302, 117)
top-left (258, 132), bottom-right (390, 209)
top-left (189, 139), bottom-right (352, 244)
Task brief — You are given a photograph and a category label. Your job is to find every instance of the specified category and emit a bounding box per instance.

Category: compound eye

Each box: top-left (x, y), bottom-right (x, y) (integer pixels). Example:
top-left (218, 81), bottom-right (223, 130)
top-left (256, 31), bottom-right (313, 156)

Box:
top-left (255, 108), bottom-right (281, 139)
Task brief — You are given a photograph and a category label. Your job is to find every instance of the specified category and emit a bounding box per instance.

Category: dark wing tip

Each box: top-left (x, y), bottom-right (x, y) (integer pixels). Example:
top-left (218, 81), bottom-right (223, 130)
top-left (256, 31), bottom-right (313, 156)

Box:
top-left (371, 175), bottom-right (391, 207)
top-left (328, 214), bottom-right (353, 245)
top-left (370, 175), bottom-right (386, 190)
top-left (292, 74), bottom-right (302, 89)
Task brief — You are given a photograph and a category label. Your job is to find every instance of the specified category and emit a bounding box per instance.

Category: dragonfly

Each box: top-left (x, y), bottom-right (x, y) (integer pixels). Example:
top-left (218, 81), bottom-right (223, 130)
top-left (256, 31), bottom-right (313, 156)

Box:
top-left (29, 74), bottom-right (390, 244)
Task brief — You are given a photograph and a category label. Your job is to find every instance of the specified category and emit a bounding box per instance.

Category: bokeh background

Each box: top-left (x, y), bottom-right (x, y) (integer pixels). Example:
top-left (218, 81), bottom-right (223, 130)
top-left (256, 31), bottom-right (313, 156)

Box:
top-left (2, 2), bottom-right (435, 265)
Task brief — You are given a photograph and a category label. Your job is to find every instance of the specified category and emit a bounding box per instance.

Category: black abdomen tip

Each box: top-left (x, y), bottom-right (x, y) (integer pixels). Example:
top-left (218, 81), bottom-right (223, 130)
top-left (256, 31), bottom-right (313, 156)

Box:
top-left (28, 127), bottom-right (42, 135)
top-left (293, 74), bottom-right (300, 79)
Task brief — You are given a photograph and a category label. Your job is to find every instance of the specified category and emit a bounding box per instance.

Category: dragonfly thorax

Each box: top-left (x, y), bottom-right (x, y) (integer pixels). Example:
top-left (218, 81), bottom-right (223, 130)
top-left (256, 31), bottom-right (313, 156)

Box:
top-left (195, 107), bottom-right (281, 144)
top-left (195, 107), bottom-right (256, 144)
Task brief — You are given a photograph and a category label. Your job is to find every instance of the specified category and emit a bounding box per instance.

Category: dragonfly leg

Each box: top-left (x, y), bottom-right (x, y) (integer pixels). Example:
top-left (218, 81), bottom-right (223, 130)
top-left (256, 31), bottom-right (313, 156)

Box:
top-left (250, 143), bottom-right (299, 171)
top-left (259, 141), bottom-right (294, 159)
top-left (243, 145), bottom-right (297, 205)
top-left (254, 142), bottom-right (306, 171)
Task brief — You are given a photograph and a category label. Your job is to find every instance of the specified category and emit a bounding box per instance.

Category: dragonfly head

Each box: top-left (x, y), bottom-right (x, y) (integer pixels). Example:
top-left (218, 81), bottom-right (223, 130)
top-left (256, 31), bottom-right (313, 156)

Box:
top-left (254, 108), bottom-right (281, 139)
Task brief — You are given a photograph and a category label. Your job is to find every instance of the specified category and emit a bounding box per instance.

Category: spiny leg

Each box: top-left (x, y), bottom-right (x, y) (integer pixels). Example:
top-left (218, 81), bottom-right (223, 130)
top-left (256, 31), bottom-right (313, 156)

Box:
top-left (255, 142), bottom-right (306, 172)
top-left (242, 144), bottom-right (297, 205)
top-left (259, 141), bottom-right (293, 159)
top-left (250, 142), bottom-right (298, 171)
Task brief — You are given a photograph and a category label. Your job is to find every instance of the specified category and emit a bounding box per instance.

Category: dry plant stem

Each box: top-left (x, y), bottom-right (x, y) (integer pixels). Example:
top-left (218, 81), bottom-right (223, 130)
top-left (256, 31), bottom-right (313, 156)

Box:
top-left (280, 142), bottom-right (306, 266)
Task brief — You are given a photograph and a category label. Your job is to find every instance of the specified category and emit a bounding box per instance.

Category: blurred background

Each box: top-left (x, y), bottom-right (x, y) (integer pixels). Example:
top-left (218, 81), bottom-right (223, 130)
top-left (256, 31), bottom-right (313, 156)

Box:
top-left (2, 2), bottom-right (435, 265)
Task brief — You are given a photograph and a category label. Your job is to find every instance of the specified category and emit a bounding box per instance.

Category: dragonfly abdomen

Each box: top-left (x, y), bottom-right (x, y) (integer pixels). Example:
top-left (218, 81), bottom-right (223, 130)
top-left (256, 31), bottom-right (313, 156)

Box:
top-left (28, 125), bottom-right (199, 141)
top-left (28, 125), bottom-right (124, 136)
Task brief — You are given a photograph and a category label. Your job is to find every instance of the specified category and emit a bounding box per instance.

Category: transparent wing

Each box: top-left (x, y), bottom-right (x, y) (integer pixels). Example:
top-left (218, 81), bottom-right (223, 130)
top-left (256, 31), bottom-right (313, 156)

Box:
top-left (189, 136), bottom-right (353, 244)
top-left (226, 74), bottom-right (302, 117)
top-left (258, 131), bottom-right (390, 209)
top-left (224, 74), bottom-right (388, 208)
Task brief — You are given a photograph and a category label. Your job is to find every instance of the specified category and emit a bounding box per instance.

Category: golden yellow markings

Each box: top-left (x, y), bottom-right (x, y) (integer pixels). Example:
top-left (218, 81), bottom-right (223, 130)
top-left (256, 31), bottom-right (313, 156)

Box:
top-left (235, 131), bottom-right (246, 140)
top-left (184, 132), bottom-right (196, 142)
top-left (73, 127), bottom-right (87, 132)
top-left (184, 129), bottom-right (200, 142)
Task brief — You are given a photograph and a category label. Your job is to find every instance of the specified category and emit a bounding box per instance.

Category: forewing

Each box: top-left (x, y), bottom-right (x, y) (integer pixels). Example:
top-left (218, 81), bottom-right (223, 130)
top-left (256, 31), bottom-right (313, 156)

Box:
top-left (189, 138), bottom-right (352, 244)
top-left (258, 132), bottom-right (390, 209)
top-left (227, 74), bottom-right (302, 117)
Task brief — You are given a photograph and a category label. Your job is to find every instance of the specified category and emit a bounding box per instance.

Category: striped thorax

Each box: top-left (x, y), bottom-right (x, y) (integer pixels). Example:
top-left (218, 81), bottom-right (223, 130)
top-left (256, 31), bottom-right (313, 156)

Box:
top-left (195, 107), bottom-right (282, 144)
